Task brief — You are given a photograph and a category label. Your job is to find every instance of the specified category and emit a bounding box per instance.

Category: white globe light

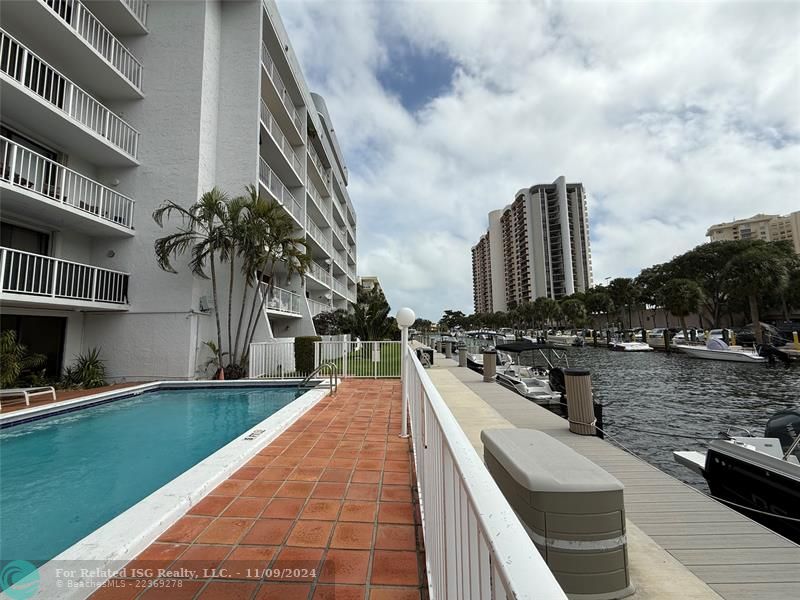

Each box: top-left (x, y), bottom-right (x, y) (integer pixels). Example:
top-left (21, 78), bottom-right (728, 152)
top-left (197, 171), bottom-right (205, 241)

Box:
top-left (396, 307), bottom-right (416, 328)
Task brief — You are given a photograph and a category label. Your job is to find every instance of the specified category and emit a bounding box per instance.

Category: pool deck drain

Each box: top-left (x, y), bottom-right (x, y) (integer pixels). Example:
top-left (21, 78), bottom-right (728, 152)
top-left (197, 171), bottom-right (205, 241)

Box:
top-left (90, 379), bottom-right (426, 600)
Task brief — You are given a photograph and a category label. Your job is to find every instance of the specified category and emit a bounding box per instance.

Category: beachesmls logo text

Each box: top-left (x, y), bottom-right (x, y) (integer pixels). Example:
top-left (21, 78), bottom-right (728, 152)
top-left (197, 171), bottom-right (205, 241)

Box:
top-left (0, 560), bottom-right (39, 599)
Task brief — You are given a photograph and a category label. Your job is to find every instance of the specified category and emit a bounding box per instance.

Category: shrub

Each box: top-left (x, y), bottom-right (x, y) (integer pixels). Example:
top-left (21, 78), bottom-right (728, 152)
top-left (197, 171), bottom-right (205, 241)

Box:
top-left (62, 348), bottom-right (107, 389)
top-left (294, 336), bottom-right (321, 374)
top-left (0, 330), bottom-right (46, 388)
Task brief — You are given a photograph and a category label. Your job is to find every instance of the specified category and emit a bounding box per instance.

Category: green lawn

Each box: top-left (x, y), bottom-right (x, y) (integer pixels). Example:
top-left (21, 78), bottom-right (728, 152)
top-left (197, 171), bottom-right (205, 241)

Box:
top-left (326, 344), bottom-right (401, 377)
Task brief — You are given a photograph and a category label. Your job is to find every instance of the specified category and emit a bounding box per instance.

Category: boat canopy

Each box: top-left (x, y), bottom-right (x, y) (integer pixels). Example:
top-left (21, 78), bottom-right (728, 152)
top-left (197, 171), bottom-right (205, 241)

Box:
top-left (496, 340), bottom-right (557, 353)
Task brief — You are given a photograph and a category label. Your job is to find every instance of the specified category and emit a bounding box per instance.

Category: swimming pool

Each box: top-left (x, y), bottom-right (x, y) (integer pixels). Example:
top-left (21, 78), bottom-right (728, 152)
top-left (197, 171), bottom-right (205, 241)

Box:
top-left (0, 385), bottom-right (303, 566)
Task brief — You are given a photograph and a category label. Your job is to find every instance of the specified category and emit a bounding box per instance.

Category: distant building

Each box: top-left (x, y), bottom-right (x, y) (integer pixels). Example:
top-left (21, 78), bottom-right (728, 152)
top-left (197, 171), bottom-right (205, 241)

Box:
top-left (472, 176), bottom-right (593, 312)
top-left (358, 275), bottom-right (382, 295)
top-left (707, 212), bottom-right (800, 254)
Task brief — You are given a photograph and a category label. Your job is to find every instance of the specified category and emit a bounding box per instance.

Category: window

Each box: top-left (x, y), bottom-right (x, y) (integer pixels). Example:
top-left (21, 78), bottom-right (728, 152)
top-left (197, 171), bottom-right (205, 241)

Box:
top-left (0, 221), bottom-right (50, 255)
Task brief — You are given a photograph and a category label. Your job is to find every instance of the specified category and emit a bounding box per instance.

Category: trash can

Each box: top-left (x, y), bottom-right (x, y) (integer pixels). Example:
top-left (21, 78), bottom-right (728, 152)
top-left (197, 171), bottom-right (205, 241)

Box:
top-left (481, 429), bottom-right (634, 600)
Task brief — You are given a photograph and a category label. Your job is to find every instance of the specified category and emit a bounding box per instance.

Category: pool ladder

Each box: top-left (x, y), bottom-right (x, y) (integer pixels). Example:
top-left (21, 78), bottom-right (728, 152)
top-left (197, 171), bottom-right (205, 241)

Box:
top-left (299, 362), bottom-right (339, 395)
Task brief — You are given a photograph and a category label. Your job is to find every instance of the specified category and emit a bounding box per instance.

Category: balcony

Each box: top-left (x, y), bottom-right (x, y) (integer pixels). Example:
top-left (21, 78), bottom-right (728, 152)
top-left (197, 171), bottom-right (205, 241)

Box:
top-left (0, 136), bottom-right (134, 236)
top-left (260, 98), bottom-right (303, 186)
top-left (3, 0), bottom-right (143, 98)
top-left (0, 30), bottom-right (140, 165)
top-left (258, 157), bottom-right (303, 227)
top-left (307, 260), bottom-right (331, 287)
top-left (261, 283), bottom-right (301, 316)
top-left (260, 43), bottom-right (303, 143)
top-left (307, 142), bottom-right (330, 194)
top-left (305, 215), bottom-right (332, 258)
top-left (0, 247), bottom-right (129, 310)
top-left (308, 298), bottom-right (331, 317)
top-left (82, 0), bottom-right (148, 35)
top-left (305, 178), bottom-right (331, 223)
top-left (331, 278), bottom-right (347, 298)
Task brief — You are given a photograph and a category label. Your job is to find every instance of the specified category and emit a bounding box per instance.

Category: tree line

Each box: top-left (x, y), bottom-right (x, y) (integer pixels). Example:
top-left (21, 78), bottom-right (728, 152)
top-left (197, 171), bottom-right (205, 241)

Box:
top-left (437, 239), bottom-right (800, 344)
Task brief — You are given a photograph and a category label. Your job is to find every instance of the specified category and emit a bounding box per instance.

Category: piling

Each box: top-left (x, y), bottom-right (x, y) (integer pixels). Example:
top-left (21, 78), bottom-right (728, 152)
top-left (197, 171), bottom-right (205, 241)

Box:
top-left (444, 341), bottom-right (453, 359)
top-left (564, 368), bottom-right (595, 435)
top-left (458, 344), bottom-right (467, 367)
top-left (482, 350), bottom-right (496, 382)
top-left (794, 331), bottom-right (799, 351)
top-left (593, 330), bottom-right (598, 347)
top-left (664, 330), bottom-right (671, 354)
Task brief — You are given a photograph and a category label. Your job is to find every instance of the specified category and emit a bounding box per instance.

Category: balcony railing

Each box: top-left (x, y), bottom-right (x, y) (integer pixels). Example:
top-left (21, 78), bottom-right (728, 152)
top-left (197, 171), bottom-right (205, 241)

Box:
top-left (305, 216), bottom-right (332, 256)
top-left (0, 30), bottom-right (140, 159)
top-left (332, 278), bottom-right (347, 297)
top-left (259, 157), bottom-right (303, 224)
top-left (260, 43), bottom-right (302, 136)
top-left (308, 298), bottom-right (331, 317)
top-left (306, 178), bottom-right (331, 220)
top-left (307, 142), bottom-right (330, 188)
top-left (261, 282), bottom-right (300, 315)
top-left (334, 249), bottom-right (347, 270)
top-left (123, 0), bottom-right (148, 26)
top-left (347, 265), bottom-right (356, 281)
top-left (260, 99), bottom-right (303, 177)
top-left (308, 260), bottom-right (331, 286)
top-left (0, 247), bottom-right (129, 305)
top-left (43, 0), bottom-right (143, 90)
top-left (0, 136), bottom-right (134, 229)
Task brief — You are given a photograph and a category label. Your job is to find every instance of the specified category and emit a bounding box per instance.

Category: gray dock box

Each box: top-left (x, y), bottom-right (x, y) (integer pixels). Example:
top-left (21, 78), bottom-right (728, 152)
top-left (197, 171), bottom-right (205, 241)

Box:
top-left (481, 429), bottom-right (634, 600)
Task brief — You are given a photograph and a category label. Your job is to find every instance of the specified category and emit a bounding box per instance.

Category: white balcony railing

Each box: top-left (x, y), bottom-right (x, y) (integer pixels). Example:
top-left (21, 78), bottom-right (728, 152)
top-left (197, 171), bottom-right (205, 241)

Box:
top-left (332, 278), bottom-right (347, 297)
top-left (308, 298), bottom-right (331, 317)
top-left (346, 265), bottom-right (356, 282)
top-left (123, 0), bottom-right (148, 26)
top-left (0, 30), bottom-right (140, 159)
top-left (43, 0), bottom-right (143, 90)
top-left (260, 99), bottom-right (303, 177)
top-left (0, 247), bottom-right (129, 305)
top-left (259, 157), bottom-right (303, 224)
top-left (333, 249), bottom-right (347, 270)
top-left (307, 142), bottom-right (330, 188)
top-left (0, 136), bottom-right (134, 229)
top-left (308, 261), bottom-right (331, 286)
top-left (305, 216), bottom-right (332, 256)
top-left (261, 283), bottom-right (301, 314)
top-left (260, 43), bottom-right (303, 136)
top-left (404, 345), bottom-right (567, 600)
top-left (306, 178), bottom-right (331, 220)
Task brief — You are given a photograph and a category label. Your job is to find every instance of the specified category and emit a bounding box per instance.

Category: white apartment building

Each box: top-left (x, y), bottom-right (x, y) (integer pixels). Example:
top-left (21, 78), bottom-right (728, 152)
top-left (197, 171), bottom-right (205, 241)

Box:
top-left (472, 176), bottom-right (593, 312)
top-left (707, 211), bottom-right (800, 254)
top-left (0, 0), bottom-right (357, 381)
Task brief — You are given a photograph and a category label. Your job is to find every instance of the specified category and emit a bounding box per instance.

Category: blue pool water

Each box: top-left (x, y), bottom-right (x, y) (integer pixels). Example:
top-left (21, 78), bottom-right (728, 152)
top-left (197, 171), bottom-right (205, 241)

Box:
top-left (0, 386), bottom-right (301, 565)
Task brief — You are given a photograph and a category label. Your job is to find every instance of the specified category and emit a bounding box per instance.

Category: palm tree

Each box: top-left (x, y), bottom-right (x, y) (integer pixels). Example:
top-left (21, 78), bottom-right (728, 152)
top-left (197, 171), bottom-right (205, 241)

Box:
top-left (153, 188), bottom-right (229, 368)
top-left (0, 330), bottom-right (46, 388)
top-left (560, 298), bottom-right (587, 328)
top-left (723, 244), bottom-right (792, 344)
top-left (661, 278), bottom-right (703, 342)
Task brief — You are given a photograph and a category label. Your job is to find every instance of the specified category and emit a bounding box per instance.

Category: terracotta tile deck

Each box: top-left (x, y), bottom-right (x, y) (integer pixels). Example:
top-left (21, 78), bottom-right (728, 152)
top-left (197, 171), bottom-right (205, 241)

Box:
top-left (91, 380), bottom-right (427, 600)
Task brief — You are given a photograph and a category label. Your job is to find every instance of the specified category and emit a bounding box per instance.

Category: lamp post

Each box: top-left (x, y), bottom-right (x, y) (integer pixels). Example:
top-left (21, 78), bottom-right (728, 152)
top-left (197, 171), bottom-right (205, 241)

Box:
top-left (396, 307), bottom-right (416, 438)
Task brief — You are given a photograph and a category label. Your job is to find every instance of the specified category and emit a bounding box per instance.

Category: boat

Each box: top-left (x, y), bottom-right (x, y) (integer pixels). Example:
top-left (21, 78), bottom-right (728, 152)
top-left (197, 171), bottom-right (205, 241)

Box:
top-left (675, 339), bottom-right (765, 363)
top-left (493, 340), bottom-right (569, 405)
top-left (609, 338), bottom-right (653, 352)
top-left (674, 408), bottom-right (800, 543)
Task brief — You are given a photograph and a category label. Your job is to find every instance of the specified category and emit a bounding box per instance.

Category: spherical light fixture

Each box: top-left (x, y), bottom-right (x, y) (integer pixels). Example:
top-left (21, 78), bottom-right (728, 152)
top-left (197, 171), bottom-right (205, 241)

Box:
top-left (396, 307), bottom-right (415, 329)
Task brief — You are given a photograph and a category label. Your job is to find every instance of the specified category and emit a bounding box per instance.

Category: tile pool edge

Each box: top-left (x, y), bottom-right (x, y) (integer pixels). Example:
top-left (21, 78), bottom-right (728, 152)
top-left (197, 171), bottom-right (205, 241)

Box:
top-left (29, 384), bottom-right (329, 600)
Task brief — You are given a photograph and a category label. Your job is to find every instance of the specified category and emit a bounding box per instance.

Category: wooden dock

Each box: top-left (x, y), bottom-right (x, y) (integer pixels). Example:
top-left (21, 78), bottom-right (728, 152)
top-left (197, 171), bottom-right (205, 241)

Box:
top-left (435, 361), bottom-right (800, 600)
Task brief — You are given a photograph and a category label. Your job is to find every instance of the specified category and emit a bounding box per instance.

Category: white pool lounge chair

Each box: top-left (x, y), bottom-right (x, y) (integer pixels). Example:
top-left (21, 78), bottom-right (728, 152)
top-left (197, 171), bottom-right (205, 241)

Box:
top-left (0, 386), bottom-right (56, 411)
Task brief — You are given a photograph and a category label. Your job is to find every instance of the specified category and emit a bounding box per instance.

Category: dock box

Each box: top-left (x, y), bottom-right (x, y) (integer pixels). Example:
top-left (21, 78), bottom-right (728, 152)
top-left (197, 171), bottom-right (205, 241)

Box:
top-left (481, 428), bottom-right (634, 599)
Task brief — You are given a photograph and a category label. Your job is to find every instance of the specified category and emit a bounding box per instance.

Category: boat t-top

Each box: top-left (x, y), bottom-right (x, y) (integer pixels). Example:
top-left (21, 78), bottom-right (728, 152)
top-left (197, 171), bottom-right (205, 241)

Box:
top-left (492, 340), bottom-right (570, 405)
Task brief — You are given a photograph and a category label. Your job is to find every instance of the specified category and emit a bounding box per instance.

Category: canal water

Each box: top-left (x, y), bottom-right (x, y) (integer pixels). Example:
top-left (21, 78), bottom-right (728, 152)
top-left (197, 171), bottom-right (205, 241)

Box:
top-left (559, 346), bottom-right (800, 489)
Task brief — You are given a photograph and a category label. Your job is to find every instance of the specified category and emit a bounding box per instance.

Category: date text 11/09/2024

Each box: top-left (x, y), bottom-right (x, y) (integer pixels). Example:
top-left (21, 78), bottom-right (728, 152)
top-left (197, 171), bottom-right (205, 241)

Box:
top-left (55, 567), bottom-right (318, 584)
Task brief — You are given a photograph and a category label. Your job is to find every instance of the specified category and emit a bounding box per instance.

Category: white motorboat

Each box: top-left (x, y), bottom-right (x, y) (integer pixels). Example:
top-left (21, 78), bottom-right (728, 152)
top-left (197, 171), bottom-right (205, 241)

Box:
top-left (609, 340), bottom-right (653, 352)
top-left (675, 339), bottom-right (765, 363)
top-left (493, 340), bottom-right (569, 405)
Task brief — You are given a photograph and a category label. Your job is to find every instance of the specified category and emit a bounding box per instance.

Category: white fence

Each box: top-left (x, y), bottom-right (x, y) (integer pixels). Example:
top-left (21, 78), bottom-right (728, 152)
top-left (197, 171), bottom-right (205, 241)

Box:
top-left (248, 338), bottom-right (399, 379)
top-left (0, 247), bottom-right (129, 305)
top-left (45, 0), bottom-right (143, 90)
top-left (0, 29), bottom-right (140, 159)
top-left (0, 136), bottom-right (135, 229)
top-left (405, 345), bottom-right (566, 599)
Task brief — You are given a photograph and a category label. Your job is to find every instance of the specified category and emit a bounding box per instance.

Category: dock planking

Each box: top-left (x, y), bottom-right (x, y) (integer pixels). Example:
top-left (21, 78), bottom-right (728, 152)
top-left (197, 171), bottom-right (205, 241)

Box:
top-left (443, 364), bottom-right (800, 600)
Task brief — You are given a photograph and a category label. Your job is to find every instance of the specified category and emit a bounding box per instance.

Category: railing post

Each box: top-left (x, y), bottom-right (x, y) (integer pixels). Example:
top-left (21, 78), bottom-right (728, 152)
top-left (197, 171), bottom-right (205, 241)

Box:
top-left (18, 48), bottom-right (28, 85)
top-left (8, 143), bottom-right (17, 183)
top-left (51, 259), bottom-right (59, 297)
top-left (342, 341), bottom-right (348, 378)
top-left (91, 268), bottom-right (99, 301)
top-left (0, 248), bottom-right (6, 293)
top-left (396, 307), bottom-right (415, 438)
top-left (60, 165), bottom-right (68, 203)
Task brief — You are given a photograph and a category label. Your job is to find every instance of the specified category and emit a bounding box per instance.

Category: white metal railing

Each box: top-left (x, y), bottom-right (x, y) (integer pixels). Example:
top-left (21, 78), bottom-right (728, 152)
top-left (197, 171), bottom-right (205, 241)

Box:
top-left (332, 278), bottom-right (347, 297)
top-left (306, 178), bottom-right (331, 219)
top-left (334, 249), bottom-right (347, 270)
top-left (260, 99), bottom-right (303, 177)
top-left (123, 0), bottom-right (148, 27)
top-left (259, 157), bottom-right (303, 224)
top-left (261, 283), bottom-right (301, 314)
top-left (308, 261), bottom-right (331, 286)
top-left (43, 0), bottom-right (143, 90)
top-left (0, 30), bottom-right (140, 159)
top-left (307, 142), bottom-right (330, 188)
top-left (249, 339), bottom-right (300, 378)
top-left (308, 298), bottom-right (331, 317)
top-left (305, 218), bottom-right (332, 256)
top-left (260, 43), bottom-right (303, 136)
top-left (346, 265), bottom-right (356, 281)
top-left (0, 247), bottom-right (129, 305)
top-left (0, 136), bottom-right (135, 229)
top-left (316, 340), bottom-right (401, 378)
top-left (405, 345), bottom-right (567, 600)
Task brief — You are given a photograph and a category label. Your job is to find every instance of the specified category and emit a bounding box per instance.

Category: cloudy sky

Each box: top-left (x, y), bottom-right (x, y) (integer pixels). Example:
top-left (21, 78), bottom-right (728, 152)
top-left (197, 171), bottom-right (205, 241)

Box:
top-left (278, 0), bottom-right (800, 321)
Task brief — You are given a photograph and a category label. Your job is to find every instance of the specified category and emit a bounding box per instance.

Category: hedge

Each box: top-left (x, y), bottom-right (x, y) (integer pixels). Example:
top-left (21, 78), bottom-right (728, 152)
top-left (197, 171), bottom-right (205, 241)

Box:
top-left (294, 336), bottom-right (321, 374)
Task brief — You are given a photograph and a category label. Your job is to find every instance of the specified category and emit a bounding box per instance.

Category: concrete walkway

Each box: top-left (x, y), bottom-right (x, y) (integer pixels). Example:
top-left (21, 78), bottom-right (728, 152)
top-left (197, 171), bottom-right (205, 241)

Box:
top-left (427, 358), bottom-right (727, 600)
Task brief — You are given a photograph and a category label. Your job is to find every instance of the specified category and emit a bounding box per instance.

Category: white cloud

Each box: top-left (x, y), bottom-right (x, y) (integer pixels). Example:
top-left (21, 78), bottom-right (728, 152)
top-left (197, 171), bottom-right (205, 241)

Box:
top-left (278, 0), bottom-right (800, 321)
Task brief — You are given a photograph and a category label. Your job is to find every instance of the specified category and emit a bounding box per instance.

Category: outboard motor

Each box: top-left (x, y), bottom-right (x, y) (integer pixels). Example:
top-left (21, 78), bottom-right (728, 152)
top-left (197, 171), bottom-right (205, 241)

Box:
top-left (549, 367), bottom-right (566, 395)
top-left (765, 408), bottom-right (800, 457)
